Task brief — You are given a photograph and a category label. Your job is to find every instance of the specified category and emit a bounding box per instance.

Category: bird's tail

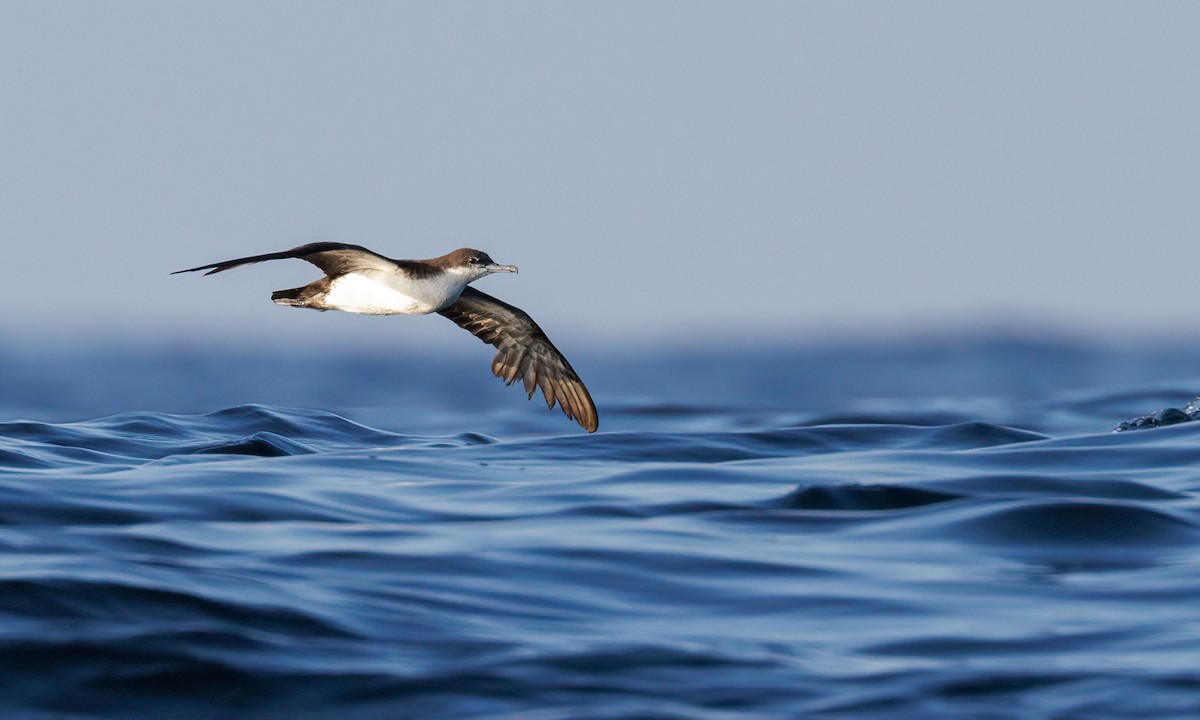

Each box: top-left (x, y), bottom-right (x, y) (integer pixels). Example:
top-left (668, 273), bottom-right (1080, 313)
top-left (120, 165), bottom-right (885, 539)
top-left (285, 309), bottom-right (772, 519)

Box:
top-left (271, 287), bottom-right (307, 306)
top-left (271, 278), bottom-right (330, 309)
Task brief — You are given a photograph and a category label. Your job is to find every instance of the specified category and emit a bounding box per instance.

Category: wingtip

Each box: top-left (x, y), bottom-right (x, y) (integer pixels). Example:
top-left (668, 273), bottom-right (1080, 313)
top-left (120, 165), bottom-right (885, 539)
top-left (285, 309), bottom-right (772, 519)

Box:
top-left (571, 402), bottom-right (599, 433)
top-left (170, 265), bottom-right (215, 276)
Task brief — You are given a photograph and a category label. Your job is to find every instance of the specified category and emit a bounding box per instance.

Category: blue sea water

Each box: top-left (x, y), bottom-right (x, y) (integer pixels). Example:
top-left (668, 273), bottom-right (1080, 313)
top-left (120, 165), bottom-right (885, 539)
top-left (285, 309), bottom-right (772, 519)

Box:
top-left (2, 336), bottom-right (1200, 719)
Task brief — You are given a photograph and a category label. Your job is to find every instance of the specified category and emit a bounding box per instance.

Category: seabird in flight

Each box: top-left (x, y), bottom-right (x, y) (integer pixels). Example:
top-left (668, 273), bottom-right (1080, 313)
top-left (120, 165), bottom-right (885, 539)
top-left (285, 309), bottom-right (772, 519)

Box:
top-left (173, 243), bottom-right (598, 432)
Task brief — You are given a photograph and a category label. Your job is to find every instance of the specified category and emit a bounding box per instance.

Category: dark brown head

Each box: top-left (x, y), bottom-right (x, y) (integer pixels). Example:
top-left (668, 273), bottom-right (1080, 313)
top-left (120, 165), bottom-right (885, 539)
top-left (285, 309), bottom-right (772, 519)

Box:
top-left (437, 248), bottom-right (519, 280)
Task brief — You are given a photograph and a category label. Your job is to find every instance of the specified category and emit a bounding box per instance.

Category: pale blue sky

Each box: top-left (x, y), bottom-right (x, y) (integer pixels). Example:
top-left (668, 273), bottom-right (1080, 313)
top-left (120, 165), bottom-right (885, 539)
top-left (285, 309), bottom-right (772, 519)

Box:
top-left (3, 2), bottom-right (1198, 349)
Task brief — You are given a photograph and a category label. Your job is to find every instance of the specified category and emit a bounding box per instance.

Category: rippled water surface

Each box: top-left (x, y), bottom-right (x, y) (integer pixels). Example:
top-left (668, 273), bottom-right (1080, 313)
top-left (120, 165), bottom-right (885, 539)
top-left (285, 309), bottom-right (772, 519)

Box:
top-left (2, 339), bottom-right (1200, 719)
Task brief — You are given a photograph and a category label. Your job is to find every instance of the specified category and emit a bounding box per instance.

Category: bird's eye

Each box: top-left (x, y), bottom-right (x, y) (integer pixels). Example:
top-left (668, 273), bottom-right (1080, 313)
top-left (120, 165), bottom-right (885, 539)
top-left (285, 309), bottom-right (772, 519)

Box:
top-left (469, 256), bottom-right (480, 264)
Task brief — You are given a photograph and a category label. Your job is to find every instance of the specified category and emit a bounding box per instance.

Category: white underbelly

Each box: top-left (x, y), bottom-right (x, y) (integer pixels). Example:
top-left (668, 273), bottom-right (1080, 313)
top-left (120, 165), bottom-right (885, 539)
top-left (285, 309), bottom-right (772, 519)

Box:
top-left (323, 273), bottom-right (441, 315)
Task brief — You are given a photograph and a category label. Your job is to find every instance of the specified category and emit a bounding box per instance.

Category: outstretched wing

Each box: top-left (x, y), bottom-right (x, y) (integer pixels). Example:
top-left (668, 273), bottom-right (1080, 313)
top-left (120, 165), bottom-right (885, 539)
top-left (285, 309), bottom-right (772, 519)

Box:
top-left (172, 242), bottom-right (400, 277)
top-left (438, 287), bottom-right (598, 432)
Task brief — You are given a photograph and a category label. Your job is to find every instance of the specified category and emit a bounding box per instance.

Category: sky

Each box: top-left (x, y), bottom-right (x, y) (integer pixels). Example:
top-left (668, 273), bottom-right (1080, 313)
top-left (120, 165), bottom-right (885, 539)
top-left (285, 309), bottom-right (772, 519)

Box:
top-left (2, 1), bottom-right (1198, 351)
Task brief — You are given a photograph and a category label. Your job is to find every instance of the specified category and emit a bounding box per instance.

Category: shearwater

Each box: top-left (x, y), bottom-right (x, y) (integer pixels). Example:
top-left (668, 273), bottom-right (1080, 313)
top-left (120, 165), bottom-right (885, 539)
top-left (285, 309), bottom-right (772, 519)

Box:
top-left (173, 243), bottom-right (598, 432)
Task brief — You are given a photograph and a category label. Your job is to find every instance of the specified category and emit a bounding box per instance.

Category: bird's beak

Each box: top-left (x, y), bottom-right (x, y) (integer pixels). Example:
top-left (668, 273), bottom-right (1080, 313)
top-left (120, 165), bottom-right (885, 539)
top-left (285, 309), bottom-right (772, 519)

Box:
top-left (485, 264), bottom-right (519, 274)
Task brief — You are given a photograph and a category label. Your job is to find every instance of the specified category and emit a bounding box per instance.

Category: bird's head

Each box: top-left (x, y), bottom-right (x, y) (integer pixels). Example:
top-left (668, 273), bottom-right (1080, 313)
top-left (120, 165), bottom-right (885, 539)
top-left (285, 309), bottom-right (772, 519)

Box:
top-left (447, 248), bottom-right (519, 281)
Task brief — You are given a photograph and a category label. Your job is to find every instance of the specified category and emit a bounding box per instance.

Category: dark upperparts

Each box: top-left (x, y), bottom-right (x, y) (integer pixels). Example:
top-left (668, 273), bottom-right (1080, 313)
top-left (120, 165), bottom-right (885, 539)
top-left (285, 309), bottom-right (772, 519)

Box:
top-left (172, 244), bottom-right (497, 281)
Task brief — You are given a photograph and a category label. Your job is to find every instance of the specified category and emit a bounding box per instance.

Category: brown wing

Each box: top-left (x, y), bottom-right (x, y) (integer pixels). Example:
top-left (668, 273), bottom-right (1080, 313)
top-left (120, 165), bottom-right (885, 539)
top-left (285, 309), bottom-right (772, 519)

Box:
top-left (172, 242), bottom-right (401, 277)
top-left (438, 287), bottom-right (598, 432)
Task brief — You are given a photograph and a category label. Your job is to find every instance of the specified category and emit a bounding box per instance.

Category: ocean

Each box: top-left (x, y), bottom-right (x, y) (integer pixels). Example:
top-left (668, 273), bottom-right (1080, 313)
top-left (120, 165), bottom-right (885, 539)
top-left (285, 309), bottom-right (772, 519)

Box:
top-left (1, 336), bottom-right (1199, 719)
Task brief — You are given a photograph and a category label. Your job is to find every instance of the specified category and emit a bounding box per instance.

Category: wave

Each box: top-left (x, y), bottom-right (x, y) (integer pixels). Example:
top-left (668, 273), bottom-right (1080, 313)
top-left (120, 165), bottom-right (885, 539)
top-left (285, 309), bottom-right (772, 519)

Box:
top-left (1, 402), bottom-right (1199, 718)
